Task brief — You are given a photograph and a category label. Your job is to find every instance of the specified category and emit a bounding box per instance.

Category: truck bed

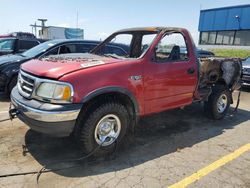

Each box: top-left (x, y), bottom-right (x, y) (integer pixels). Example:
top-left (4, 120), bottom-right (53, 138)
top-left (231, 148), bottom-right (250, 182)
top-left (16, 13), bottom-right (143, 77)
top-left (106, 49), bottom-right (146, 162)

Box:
top-left (196, 57), bottom-right (242, 101)
top-left (199, 57), bottom-right (242, 89)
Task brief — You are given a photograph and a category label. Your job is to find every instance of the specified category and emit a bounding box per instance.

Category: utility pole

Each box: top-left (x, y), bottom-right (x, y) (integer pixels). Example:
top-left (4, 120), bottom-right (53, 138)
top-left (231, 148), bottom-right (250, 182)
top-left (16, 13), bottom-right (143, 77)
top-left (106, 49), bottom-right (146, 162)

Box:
top-left (30, 19), bottom-right (47, 38)
top-left (38, 19), bottom-right (47, 35)
top-left (30, 22), bottom-right (37, 37)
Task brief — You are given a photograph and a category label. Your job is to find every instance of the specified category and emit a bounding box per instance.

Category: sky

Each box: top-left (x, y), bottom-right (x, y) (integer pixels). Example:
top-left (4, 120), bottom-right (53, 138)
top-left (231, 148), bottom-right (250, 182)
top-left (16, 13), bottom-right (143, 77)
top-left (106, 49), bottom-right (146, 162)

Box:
top-left (0, 0), bottom-right (250, 44)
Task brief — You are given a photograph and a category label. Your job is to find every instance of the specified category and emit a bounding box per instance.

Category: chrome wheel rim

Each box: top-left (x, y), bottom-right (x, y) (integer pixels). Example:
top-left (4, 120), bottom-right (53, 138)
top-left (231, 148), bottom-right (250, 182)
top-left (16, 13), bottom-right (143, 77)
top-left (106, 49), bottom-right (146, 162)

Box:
top-left (94, 114), bottom-right (121, 146)
top-left (217, 94), bottom-right (228, 113)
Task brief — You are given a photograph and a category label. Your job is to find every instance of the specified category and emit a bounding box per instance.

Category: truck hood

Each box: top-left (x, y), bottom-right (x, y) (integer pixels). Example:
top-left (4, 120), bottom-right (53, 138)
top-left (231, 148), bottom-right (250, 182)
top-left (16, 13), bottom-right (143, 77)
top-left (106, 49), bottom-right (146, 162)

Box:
top-left (21, 53), bottom-right (124, 79)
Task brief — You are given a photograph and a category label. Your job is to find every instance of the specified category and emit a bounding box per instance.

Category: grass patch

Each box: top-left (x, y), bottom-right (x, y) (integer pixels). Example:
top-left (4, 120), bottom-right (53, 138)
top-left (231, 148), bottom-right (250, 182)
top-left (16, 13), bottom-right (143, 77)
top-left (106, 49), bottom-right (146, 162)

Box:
top-left (211, 49), bottom-right (250, 58)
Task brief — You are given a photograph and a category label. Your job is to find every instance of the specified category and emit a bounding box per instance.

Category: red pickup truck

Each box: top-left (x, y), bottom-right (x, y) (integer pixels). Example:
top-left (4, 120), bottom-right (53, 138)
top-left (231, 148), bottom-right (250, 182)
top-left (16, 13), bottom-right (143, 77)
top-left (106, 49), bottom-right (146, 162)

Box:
top-left (10, 27), bottom-right (241, 155)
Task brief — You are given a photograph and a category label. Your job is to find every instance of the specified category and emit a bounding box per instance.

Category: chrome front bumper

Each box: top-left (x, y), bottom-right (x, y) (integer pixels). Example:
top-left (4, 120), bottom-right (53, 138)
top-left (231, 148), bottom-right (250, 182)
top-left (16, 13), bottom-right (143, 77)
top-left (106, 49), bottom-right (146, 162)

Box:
top-left (11, 95), bottom-right (80, 122)
top-left (10, 87), bottom-right (82, 137)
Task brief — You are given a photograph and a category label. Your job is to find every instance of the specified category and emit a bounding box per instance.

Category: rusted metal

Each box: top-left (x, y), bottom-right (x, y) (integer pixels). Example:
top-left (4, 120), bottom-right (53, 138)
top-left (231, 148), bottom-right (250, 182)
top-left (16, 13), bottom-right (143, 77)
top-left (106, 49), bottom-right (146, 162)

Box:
top-left (199, 57), bottom-right (242, 90)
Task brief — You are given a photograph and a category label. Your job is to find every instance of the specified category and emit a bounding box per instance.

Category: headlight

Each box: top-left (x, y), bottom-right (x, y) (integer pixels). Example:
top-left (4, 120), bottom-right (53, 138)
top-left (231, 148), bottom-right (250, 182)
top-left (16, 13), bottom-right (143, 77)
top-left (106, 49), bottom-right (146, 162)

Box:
top-left (36, 82), bottom-right (73, 103)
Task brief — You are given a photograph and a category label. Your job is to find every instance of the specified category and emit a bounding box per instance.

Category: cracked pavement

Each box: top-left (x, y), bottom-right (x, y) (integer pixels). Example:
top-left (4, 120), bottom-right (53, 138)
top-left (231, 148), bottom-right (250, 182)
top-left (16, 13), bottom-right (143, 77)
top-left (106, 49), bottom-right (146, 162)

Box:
top-left (0, 88), bottom-right (249, 188)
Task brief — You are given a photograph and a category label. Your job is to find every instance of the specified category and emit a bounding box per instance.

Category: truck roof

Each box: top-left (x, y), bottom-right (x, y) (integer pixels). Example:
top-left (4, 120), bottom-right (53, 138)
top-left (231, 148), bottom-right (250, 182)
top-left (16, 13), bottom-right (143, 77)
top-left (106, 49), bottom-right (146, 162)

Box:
top-left (116, 27), bottom-right (186, 33)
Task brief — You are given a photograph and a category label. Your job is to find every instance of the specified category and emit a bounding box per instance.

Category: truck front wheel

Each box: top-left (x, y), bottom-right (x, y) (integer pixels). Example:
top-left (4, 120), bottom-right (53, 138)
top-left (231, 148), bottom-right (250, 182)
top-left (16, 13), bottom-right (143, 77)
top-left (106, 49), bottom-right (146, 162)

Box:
top-left (204, 86), bottom-right (230, 120)
top-left (75, 102), bottom-right (129, 156)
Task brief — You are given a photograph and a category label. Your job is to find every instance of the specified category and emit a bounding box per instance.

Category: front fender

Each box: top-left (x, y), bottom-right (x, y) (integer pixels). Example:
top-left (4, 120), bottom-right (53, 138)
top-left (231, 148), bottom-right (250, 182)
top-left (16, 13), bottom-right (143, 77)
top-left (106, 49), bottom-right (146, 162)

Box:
top-left (81, 86), bottom-right (140, 115)
top-left (4, 64), bottom-right (20, 92)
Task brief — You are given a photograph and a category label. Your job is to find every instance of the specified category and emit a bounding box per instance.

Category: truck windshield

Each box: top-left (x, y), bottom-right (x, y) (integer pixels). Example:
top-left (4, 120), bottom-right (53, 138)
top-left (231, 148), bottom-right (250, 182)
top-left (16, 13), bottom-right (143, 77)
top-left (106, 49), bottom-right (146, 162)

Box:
top-left (22, 40), bottom-right (59, 58)
top-left (0, 38), bottom-right (15, 51)
top-left (92, 31), bottom-right (157, 59)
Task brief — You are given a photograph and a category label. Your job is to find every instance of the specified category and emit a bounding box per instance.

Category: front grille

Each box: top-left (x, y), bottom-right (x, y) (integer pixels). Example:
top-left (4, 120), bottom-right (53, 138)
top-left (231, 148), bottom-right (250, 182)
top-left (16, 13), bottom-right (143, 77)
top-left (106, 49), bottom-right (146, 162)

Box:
top-left (243, 67), bottom-right (250, 75)
top-left (17, 70), bottom-right (36, 98)
top-left (242, 75), bottom-right (250, 83)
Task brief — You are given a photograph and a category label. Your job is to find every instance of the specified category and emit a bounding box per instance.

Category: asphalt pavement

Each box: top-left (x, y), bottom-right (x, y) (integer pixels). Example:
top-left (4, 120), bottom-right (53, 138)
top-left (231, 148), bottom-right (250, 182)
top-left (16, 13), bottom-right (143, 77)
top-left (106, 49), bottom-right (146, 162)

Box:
top-left (0, 89), bottom-right (249, 188)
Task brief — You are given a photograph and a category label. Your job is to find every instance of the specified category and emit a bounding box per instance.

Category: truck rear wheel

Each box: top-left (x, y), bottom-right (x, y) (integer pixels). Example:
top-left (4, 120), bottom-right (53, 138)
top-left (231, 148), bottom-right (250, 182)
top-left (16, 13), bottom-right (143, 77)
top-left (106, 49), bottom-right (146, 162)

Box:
top-left (75, 101), bottom-right (129, 156)
top-left (204, 86), bottom-right (230, 120)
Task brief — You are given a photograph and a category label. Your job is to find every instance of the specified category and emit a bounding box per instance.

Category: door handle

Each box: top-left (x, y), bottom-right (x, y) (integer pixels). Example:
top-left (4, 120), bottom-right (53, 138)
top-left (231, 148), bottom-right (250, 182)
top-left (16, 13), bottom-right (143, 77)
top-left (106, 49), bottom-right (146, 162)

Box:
top-left (187, 67), bottom-right (195, 74)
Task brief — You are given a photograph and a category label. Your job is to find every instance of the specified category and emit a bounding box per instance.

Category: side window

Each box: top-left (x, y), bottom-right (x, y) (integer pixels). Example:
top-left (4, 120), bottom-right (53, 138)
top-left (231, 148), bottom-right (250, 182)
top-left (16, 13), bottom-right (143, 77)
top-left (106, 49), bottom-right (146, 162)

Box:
top-left (59, 44), bottom-right (78, 54)
top-left (155, 33), bottom-right (188, 62)
top-left (0, 39), bottom-right (15, 51)
top-left (19, 40), bottom-right (39, 52)
top-left (44, 47), bottom-right (59, 56)
top-left (76, 43), bottom-right (97, 53)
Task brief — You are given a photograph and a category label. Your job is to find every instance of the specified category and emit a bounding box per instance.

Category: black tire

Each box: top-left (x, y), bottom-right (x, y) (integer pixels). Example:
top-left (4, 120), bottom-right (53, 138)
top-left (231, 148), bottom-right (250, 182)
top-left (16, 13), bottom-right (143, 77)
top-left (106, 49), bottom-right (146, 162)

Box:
top-left (204, 85), bottom-right (230, 120)
top-left (75, 101), bottom-right (129, 156)
top-left (8, 76), bottom-right (18, 94)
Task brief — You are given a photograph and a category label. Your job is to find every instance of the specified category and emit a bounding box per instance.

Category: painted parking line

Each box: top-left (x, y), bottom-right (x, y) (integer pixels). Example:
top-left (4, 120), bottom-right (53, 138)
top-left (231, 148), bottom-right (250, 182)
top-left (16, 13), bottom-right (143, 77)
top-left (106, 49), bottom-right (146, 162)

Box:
top-left (168, 143), bottom-right (250, 188)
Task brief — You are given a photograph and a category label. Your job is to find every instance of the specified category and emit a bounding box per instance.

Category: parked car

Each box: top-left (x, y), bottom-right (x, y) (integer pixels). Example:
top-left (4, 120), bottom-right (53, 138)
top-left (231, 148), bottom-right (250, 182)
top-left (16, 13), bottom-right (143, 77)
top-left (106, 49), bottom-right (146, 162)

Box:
top-left (11, 27), bottom-right (241, 156)
top-left (0, 32), bottom-right (36, 39)
top-left (180, 47), bottom-right (215, 58)
top-left (0, 39), bottom-right (129, 94)
top-left (197, 49), bottom-right (215, 58)
top-left (0, 37), bottom-right (45, 56)
top-left (242, 56), bottom-right (250, 87)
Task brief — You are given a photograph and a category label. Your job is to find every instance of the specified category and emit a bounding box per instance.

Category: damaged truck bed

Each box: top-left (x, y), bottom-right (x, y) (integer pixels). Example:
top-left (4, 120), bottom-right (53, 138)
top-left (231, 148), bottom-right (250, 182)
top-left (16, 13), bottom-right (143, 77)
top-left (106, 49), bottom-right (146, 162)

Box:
top-left (199, 57), bottom-right (241, 88)
top-left (198, 57), bottom-right (241, 100)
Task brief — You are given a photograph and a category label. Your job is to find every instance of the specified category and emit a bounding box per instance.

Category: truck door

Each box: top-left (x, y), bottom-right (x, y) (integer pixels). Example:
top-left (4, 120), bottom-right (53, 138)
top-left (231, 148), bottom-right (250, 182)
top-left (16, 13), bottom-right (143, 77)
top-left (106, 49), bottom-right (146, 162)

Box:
top-left (143, 32), bottom-right (198, 114)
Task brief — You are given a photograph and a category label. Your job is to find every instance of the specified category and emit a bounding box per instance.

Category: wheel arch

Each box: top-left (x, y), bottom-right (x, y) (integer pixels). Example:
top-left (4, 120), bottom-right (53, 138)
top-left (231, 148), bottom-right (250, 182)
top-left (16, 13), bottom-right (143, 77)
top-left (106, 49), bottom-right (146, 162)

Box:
top-left (82, 87), bottom-right (139, 112)
top-left (79, 86), bottom-right (140, 131)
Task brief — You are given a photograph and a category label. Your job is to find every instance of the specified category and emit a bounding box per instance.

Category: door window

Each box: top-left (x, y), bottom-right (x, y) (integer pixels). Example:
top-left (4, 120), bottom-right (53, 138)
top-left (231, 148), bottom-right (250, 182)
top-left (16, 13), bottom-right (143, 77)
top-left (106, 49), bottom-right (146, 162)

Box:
top-left (155, 33), bottom-right (188, 62)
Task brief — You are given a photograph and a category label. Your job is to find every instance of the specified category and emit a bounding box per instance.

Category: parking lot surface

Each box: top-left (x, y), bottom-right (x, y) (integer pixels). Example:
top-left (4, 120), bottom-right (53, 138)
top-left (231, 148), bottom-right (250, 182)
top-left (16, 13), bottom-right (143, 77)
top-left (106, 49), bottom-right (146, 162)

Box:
top-left (0, 89), bottom-right (249, 188)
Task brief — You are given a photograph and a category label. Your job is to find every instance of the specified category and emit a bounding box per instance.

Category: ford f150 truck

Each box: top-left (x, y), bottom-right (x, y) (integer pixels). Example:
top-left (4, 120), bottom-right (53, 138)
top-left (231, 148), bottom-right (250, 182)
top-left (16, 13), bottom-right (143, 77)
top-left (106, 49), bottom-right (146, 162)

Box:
top-left (10, 27), bottom-right (242, 156)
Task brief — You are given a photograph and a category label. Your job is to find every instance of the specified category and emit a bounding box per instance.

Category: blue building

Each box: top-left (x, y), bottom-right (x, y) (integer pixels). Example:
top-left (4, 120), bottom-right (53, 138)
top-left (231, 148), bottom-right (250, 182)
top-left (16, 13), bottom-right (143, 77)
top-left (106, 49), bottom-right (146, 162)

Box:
top-left (198, 4), bottom-right (250, 48)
